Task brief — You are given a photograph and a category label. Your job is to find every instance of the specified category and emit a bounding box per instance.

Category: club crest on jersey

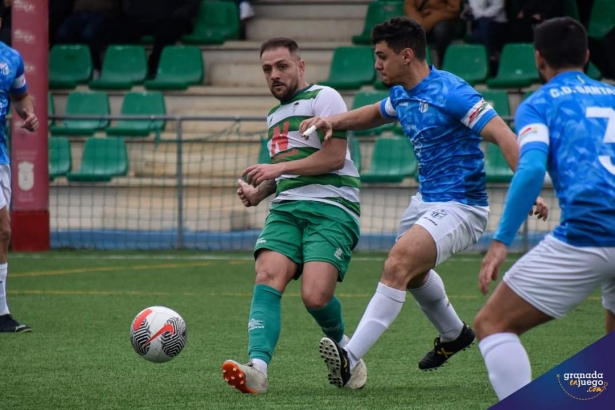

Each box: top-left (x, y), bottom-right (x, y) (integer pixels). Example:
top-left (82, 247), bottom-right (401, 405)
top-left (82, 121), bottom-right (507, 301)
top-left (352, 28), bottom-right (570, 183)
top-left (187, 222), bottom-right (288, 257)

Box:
top-left (293, 101), bottom-right (300, 113)
top-left (419, 100), bottom-right (429, 113)
top-left (0, 62), bottom-right (9, 75)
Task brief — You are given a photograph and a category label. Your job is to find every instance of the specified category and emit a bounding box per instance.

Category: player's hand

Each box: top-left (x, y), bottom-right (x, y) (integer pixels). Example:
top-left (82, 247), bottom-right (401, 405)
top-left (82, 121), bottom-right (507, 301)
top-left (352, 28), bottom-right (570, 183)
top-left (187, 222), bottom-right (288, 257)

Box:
top-left (20, 109), bottom-right (38, 132)
top-left (299, 117), bottom-right (333, 140)
top-left (530, 196), bottom-right (549, 221)
top-left (237, 178), bottom-right (262, 207)
top-left (479, 241), bottom-right (508, 295)
top-left (242, 163), bottom-right (285, 187)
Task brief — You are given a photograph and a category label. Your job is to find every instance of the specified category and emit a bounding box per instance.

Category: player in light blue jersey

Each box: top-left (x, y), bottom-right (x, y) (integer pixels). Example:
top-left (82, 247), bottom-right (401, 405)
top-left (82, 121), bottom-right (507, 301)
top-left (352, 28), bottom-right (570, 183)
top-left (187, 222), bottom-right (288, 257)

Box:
top-left (0, 42), bottom-right (39, 333)
top-left (475, 17), bottom-right (615, 402)
top-left (300, 17), bottom-right (548, 387)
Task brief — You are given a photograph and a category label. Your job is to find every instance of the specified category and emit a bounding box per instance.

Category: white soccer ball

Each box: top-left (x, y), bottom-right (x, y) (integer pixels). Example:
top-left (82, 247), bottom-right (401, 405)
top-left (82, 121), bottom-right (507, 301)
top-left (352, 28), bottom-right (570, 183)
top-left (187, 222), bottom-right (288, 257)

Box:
top-left (130, 306), bottom-right (187, 363)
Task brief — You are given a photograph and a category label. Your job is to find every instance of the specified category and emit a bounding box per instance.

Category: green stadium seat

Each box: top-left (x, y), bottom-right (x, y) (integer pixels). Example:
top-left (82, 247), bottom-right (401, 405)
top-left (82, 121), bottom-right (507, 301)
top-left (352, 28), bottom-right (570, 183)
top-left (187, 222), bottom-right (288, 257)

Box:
top-left (360, 136), bottom-right (417, 183)
top-left (48, 92), bottom-right (55, 126)
top-left (106, 92), bottom-right (166, 137)
top-left (350, 138), bottom-right (362, 173)
top-left (588, 0), bottom-right (615, 40)
top-left (67, 137), bottom-right (129, 182)
top-left (50, 92), bottom-right (109, 136)
top-left (144, 46), bottom-right (204, 90)
top-left (484, 142), bottom-right (513, 183)
top-left (486, 43), bottom-right (538, 88)
top-left (49, 137), bottom-right (72, 181)
top-left (182, 2), bottom-right (239, 44)
top-left (442, 44), bottom-right (488, 85)
top-left (89, 46), bottom-right (147, 90)
top-left (352, 2), bottom-right (404, 45)
top-left (258, 138), bottom-right (271, 164)
top-left (480, 89), bottom-right (510, 117)
top-left (374, 47), bottom-right (432, 89)
top-left (587, 62), bottom-right (603, 80)
top-left (351, 91), bottom-right (393, 136)
top-left (49, 45), bottom-right (92, 89)
top-left (319, 47), bottom-right (375, 90)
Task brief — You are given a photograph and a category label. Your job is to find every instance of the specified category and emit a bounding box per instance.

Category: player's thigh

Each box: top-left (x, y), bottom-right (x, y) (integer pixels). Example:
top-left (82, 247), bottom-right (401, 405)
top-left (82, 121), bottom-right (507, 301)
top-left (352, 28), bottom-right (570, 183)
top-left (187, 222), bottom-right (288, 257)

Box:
top-left (0, 164), bottom-right (10, 213)
top-left (253, 204), bottom-right (303, 289)
top-left (301, 202), bottom-right (360, 283)
top-left (301, 261), bottom-right (339, 309)
top-left (501, 235), bottom-right (614, 322)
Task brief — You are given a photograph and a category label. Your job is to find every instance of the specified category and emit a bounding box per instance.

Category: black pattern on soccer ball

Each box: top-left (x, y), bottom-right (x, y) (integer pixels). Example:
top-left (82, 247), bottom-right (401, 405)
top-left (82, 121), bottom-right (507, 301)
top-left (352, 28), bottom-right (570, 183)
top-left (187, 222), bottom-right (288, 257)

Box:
top-left (161, 317), bottom-right (187, 358)
top-left (131, 319), bottom-right (151, 356)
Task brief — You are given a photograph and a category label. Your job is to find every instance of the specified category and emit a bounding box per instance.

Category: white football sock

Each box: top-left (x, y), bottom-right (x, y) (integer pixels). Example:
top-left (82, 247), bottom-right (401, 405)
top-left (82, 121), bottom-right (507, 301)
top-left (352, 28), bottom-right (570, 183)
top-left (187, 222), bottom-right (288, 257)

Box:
top-left (346, 282), bottom-right (406, 370)
top-left (0, 263), bottom-right (8, 316)
top-left (479, 333), bottom-right (532, 400)
top-left (251, 358), bottom-right (268, 377)
top-left (338, 334), bottom-right (350, 348)
top-left (407, 270), bottom-right (463, 342)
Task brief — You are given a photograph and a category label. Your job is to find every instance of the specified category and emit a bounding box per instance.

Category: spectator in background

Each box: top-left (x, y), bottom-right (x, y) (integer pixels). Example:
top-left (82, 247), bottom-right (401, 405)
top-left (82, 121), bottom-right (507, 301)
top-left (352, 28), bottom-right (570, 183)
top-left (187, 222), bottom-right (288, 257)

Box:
top-left (507, 0), bottom-right (565, 43)
top-left (105, 0), bottom-right (199, 78)
top-left (237, 1), bottom-right (255, 21)
top-left (467, 0), bottom-right (507, 76)
top-left (50, 0), bottom-right (75, 46)
top-left (55, 0), bottom-right (119, 72)
top-left (404, 0), bottom-right (461, 66)
top-left (0, 0), bottom-right (11, 46)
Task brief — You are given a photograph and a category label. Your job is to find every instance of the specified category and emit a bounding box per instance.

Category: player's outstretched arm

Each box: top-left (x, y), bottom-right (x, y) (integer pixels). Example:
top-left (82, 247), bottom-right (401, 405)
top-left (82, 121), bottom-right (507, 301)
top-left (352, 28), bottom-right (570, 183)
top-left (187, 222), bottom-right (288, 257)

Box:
top-left (299, 103), bottom-right (392, 140)
top-left (11, 92), bottom-right (38, 132)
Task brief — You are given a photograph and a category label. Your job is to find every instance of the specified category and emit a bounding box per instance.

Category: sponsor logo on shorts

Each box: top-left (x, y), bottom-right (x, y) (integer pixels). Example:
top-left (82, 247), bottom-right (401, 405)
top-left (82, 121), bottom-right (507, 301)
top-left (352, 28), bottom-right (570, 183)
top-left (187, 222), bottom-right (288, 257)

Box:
top-left (334, 248), bottom-right (343, 261)
top-left (430, 209), bottom-right (448, 220)
top-left (256, 238), bottom-right (267, 245)
top-left (557, 372), bottom-right (608, 400)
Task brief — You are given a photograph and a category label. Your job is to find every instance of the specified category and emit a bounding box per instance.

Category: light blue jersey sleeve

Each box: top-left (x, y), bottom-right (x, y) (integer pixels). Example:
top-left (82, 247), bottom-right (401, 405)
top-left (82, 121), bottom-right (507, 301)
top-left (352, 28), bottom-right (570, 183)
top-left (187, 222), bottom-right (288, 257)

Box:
top-left (379, 97), bottom-right (398, 119)
top-left (494, 101), bottom-right (549, 246)
top-left (10, 55), bottom-right (27, 95)
top-left (445, 84), bottom-right (497, 133)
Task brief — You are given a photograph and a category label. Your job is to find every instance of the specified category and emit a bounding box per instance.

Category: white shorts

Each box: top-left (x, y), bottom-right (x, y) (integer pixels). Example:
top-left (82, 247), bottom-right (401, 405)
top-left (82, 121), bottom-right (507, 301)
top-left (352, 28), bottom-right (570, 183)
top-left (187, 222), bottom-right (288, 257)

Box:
top-left (504, 234), bottom-right (615, 318)
top-left (0, 164), bottom-right (10, 210)
top-left (397, 193), bottom-right (490, 266)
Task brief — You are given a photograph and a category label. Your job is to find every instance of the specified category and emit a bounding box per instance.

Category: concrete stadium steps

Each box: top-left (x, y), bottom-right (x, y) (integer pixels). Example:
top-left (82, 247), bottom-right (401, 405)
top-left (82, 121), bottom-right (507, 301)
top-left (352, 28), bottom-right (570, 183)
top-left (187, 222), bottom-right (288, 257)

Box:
top-left (253, 0), bottom-right (369, 19)
top-left (246, 18), bottom-right (364, 42)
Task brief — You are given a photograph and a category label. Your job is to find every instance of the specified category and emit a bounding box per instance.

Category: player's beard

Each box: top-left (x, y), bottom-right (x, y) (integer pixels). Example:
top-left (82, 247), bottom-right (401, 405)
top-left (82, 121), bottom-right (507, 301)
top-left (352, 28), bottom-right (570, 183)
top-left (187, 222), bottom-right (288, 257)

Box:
top-left (271, 77), bottom-right (300, 102)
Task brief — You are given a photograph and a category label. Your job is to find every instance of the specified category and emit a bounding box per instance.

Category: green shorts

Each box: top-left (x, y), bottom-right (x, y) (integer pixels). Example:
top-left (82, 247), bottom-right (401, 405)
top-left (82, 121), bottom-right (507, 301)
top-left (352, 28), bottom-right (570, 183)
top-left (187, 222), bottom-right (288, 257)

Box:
top-left (254, 200), bottom-right (360, 281)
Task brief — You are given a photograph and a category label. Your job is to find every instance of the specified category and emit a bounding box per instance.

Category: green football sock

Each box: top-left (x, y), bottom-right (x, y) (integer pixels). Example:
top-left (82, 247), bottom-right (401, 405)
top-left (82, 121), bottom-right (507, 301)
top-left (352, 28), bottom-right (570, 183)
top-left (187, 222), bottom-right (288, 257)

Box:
top-left (247, 284), bottom-right (282, 364)
top-left (307, 296), bottom-right (345, 343)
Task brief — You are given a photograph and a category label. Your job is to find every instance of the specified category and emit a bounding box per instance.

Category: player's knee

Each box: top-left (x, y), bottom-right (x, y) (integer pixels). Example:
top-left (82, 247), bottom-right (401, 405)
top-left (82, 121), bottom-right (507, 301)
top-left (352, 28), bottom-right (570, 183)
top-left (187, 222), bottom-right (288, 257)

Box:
top-left (474, 307), bottom-right (502, 340)
top-left (381, 253), bottom-right (414, 289)
top-left (254, 267), bottom-right (277, 287)
top-left (302, 291), bottom-right (330, 310)
top-left (0, 219), bottom-right (10, 246)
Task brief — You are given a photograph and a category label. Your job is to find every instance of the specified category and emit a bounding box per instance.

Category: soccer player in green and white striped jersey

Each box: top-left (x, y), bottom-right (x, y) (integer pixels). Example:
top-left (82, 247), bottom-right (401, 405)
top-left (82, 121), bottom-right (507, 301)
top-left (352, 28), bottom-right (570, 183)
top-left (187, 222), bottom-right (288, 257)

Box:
top-left (222, 37), bottom-right (367, 394)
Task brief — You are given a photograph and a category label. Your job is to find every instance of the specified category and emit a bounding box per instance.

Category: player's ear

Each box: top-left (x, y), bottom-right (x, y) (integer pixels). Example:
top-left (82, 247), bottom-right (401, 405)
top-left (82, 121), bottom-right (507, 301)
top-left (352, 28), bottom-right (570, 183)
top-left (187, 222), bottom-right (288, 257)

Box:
top-left (535, 50), bottom-right (546, 72)
top-left (402, 48), bottom-right (414, 65)
top-left (298, 59), bottom-right (306, 75)
top-left (584, 50), bottom-right (590, 67)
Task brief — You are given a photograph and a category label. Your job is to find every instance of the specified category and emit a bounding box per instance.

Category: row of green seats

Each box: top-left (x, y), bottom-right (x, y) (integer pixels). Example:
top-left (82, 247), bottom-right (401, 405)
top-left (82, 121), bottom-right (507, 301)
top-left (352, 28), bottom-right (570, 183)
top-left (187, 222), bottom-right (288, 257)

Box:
top-left (50, 45), bottom-right (203, 90)
top-left (49, 91), bottom-right (166, 137)
top-left (49, 137), bottom-right (129, 182)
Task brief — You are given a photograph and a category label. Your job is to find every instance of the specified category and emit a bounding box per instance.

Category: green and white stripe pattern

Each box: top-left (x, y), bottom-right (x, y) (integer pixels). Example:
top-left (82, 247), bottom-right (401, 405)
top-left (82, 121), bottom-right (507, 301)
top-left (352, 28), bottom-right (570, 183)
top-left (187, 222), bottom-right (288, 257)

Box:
top-left (266, 84), bottom-right (360, 219)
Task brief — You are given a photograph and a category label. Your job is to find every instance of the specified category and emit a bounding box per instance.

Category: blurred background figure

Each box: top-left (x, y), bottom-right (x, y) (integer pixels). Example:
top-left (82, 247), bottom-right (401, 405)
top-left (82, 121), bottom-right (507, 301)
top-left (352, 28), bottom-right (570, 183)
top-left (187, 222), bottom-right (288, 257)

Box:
top-left (506, 0), bottom-right (565, 43)
top-left (55, 0), bottom-right (119, 72)
top-left (467, 0), bottom-right (507, 76)
top-left (404, 0), bottom-right (461, 66)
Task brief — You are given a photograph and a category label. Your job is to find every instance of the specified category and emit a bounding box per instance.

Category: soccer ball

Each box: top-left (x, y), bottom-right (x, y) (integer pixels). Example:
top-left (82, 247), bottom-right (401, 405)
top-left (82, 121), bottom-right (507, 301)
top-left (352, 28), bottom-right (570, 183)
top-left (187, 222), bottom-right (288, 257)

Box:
top-left (130, 306), bottom-right (187, 363)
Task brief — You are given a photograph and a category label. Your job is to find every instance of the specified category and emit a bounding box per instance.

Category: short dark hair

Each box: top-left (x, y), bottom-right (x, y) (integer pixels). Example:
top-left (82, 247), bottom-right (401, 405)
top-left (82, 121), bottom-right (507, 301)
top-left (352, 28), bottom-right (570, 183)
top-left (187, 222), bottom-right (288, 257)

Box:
top-left (371, 17), bottom-right (427, 60)
top-left (534, 17), bottom-right (588, 69)
top-left (260, 37), bottom-right (300, 57)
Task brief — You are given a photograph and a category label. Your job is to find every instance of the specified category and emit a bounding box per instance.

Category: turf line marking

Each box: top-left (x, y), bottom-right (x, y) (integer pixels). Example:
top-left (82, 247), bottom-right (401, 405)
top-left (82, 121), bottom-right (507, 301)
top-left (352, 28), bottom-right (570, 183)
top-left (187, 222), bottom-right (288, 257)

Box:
top-left (10, 254), bottom-right (494, 263)
top-left (7, 289), bottom-right (602, 302)
top-left (12, 262), bottom-right (213, 278)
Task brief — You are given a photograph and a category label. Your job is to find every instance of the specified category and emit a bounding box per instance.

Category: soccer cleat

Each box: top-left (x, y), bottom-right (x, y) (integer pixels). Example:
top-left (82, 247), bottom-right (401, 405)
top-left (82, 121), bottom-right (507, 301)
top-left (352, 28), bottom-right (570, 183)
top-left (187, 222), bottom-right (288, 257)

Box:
top-left (0, 314), bottom-right (31, 333)
top-left (346, 358), bottom-right (367, 390)
top-left (222, 360), bottom-right (268, 394)
top-left (319, 337), bottom-right (351, 388)
top-left (418, 323), bottom-right (475, 371)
